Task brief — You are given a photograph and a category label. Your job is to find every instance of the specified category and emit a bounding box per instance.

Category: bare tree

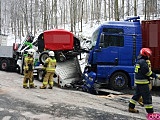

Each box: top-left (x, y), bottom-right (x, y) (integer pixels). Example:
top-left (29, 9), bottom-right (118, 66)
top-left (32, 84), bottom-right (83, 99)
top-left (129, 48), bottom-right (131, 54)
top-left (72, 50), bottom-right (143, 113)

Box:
top-left (34, 0), bottom-right (39, 35)
top-left (90, 0), bottom-right (94, 27)
top-left (114, 0), bottom-right (119, 21)
top-left (43, 0), bottom-right (47, 30)
top-left (54, 0), bottom-right (58, 28)
top-left (121, 0), bottom-right (124, 19)
top-left (134, 0), bottom-right (137, 16)
top-left (127, 0), bottom-right (130, 16)
top-left (111, 0), bottom-right (114, 20)
top-left (51, 0), bottom-right (54, 28)
top-left (108, 0), bottom-right (111, 20)
top-left (25, 0), bottom-right (29, 32)
top-left (2, 0), bottom-right (160, 39)
top-left (104, 0), bottom-right (107, 21)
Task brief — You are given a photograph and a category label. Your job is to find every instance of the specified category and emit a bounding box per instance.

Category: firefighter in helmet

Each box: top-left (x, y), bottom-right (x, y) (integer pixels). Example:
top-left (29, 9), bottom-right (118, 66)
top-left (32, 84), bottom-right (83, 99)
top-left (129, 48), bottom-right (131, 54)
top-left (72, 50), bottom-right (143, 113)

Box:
top-left (23, 49), bottom-right (36, 89)
top-left (138, 59), bottom-right (152, 107)
top-left (128, 48), bottom-right (160, 113)
top-left (40, 51), bottom-right (57, 89)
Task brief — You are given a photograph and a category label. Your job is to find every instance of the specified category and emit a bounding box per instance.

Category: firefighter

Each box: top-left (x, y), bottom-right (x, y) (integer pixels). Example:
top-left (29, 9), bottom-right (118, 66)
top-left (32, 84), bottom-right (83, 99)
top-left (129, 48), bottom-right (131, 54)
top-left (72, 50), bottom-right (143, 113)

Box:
top-left (23, 49), bottom-right (36, 89)
top-left (128, 48), bottom-right (160, 113)
top-left (138, 60), bottom-right (152, 107)
top-left (40, 51), bottom-right (56, 89)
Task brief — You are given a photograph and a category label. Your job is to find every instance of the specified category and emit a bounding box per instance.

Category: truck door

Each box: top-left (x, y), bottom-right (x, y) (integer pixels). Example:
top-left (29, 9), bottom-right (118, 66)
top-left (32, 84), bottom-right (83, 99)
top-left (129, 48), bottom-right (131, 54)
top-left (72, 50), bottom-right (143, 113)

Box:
top-left (94, 34), bottom-right (124, 65)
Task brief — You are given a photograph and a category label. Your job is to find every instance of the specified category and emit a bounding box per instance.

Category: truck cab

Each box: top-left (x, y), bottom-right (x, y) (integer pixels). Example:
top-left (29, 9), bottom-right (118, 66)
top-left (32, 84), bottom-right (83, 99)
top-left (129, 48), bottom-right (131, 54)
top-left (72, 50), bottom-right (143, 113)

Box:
top-left (83, 17), bottom-right (142, 92)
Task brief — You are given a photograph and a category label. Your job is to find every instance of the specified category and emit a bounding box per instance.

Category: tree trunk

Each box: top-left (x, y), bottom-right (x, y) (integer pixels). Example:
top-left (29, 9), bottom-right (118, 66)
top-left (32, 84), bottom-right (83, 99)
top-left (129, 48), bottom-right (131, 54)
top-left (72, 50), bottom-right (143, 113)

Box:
top-left (43, 0), bottom-right (47, 30)
top-left (24, 0), bottom-right (29, 33)
top-left (122, 0), bottom-right (124, 19)
top-left (54, 0), bottom-right (58, 28)
top-left (80, 0), bottom-right (84, 32)
top-left (114, 0), bottom-right (119, 21)
top-left (127, 0), bottom-right (130, 16)
top-left (108, 0), bottom-right (111, 20)
top-left (104, 0), bottom-right (107, 21)
top-left (30, 0), bottom-right (33, 33)
top-left (134, 0), bottom-right (137, 16)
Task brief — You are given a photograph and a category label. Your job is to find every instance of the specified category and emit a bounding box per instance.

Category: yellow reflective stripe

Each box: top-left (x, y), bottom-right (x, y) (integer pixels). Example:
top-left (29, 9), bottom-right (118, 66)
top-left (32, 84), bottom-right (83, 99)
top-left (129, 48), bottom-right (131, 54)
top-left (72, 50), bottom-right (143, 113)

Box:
top-left (135, 79), bottom-right (149, 84)
top-left (46, 58), bottom-right (56, 72)
top-left (23, 83), bottom-right (27, 85)
top-left (146, 60), bottom-right (151, 67)
top-left (145, 105), bottom-right (153, 109)
top-left (49, 82), bottom-right (53, 85)
top-left (146, 71), bottom-right (152, 76)
top-left (135, 64), bottom-right (140, 73)
top-left (130, 99), bottom-right (136, 105)
top-left (29, 83), bottom-right (34, 85)
top-left (43, 82), bottom-right (48, 85)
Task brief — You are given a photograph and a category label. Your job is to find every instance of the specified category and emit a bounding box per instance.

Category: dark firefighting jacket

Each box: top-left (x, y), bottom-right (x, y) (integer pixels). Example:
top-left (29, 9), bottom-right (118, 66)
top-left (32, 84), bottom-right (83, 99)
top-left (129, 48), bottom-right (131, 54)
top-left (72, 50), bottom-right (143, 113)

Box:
top-left (135, 55), bottom-right (156, 84)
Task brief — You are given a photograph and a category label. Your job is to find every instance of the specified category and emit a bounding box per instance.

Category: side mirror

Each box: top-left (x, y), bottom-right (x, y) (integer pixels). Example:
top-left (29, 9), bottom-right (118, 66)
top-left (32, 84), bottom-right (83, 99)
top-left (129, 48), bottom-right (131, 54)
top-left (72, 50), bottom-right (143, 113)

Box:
top-left (100, 34), bottom-right (104, 43)
top-left (99, 43), bottom-right (104, 48)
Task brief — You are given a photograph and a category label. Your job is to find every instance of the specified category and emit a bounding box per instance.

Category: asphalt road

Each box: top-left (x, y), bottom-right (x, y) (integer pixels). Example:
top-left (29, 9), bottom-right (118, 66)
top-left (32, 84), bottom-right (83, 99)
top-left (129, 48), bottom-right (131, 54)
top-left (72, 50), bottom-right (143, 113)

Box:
top-left (1, 70), bottom-right (159, 120)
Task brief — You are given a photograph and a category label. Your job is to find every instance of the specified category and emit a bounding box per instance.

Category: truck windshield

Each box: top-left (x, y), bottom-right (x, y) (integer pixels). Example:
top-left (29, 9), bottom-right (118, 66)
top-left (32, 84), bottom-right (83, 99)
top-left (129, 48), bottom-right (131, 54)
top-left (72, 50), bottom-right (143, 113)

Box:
top-left (90, 29), bottom-right (99, 49)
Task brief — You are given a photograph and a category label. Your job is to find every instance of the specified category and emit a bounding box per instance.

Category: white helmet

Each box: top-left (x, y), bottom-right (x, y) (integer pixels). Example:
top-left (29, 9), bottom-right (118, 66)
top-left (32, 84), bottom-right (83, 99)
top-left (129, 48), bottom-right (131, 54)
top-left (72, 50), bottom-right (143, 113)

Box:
top-left (28, 49), bottom-right (35, 55)
top-left (48, 51), bottom-right (55, 57)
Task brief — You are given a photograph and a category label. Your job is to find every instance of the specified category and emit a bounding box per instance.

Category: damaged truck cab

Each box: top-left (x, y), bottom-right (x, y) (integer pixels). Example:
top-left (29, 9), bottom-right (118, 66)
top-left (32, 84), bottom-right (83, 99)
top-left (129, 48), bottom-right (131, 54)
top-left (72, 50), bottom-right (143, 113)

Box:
top-left (83, 17), bottom-right (142, 92)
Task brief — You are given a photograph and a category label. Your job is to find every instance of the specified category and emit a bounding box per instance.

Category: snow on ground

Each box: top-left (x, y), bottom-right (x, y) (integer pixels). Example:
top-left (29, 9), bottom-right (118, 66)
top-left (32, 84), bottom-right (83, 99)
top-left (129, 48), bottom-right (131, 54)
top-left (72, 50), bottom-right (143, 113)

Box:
top-left (6, 34), bottom-right (26, 46)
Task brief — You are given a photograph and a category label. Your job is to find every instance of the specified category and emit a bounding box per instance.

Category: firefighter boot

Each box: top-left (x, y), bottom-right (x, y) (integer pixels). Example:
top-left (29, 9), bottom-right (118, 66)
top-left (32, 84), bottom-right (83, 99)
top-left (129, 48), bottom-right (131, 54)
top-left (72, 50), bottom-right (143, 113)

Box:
top-left (138, 97), bottom-right (144, 107)
top-left (39, 85), bottom-right (46, 89)
top-left (48, 86), bottom-right (53, 89)
top-left (30, 85), bottom-right (37, 89)
top-left (128, 108), bottom-right (139, 113)
top-left (23, 86), bottom-right (29, 89)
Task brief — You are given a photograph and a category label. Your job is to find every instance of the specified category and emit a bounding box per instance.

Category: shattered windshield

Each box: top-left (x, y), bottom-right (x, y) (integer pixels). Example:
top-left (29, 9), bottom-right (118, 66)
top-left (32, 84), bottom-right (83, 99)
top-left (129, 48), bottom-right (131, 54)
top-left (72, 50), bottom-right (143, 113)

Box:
top-left (90, 29), bottom-right (99, 49)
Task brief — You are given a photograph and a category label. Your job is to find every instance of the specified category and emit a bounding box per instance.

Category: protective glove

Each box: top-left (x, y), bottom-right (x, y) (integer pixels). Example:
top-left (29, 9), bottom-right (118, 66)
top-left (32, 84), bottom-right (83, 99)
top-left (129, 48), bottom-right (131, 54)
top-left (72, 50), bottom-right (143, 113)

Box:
top-left (26, 70), bottom-right (28, 73)
top-left (156, 75), bottom-right (160, 80)
top-left (53, 74), bottom-right (57, 78)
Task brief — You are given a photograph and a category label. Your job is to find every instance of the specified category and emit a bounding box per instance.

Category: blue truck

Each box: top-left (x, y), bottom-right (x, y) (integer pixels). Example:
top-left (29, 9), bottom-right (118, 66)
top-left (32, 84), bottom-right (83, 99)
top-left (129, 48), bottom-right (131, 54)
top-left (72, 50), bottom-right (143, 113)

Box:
top-left (82, 16), bottom-right (160, 93)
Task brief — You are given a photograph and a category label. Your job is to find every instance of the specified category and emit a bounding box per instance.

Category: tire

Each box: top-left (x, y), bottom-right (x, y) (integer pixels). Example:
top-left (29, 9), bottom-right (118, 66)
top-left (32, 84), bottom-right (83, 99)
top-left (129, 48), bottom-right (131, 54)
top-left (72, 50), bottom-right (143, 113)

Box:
top-left (39, 52), bottom-right (49, 64)
top-left (0, 59), bottom-right (9, 71)
top-left (109, 72), bottom-right (128, 90)
top-left (37, 69), bottom-right (44, 82)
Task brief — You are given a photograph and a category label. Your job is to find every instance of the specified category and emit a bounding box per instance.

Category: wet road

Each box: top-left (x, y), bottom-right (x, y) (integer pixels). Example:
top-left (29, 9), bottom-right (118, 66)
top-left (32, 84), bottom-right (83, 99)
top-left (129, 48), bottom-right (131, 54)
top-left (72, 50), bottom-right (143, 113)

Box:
top-left (0, 71), bottom-right (157, 120)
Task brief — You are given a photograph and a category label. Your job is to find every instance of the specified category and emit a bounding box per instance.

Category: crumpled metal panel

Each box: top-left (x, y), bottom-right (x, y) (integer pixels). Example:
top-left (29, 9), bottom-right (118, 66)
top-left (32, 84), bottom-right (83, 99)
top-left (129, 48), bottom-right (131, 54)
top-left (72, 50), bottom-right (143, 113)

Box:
top-left (55, 57), bottom-right (81, 87)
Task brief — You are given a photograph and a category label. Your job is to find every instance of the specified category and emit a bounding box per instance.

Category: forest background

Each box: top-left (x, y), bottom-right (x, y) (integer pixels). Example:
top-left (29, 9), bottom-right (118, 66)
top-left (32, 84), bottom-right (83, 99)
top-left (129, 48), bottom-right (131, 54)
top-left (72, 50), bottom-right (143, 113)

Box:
top-left (0, 0), bottom-right (159, 43)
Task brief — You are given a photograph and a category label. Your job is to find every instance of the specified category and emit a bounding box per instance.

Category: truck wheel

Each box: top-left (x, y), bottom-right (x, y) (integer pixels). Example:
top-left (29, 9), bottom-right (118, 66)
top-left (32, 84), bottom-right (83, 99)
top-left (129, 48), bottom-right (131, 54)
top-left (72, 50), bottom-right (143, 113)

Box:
top-left (39, 52), bottom-right (49, 64)
top-left (109, 72), bottom-right (128, 90)
top-left (37, 70), bottom-right (43, 82)
top-left (0, 59), bottom-right (9, 71)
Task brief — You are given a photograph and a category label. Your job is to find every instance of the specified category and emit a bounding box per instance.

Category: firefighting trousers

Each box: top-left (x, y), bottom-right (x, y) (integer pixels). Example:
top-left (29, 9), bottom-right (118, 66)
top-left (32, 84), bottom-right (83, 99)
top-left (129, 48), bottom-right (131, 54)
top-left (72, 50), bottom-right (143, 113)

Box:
top-left (138, 83), bottom-right (152, 103)
top-left (129, 84), bottom-right (153, 113)
top-left (42, 72), bottom-right (54, 87)
top-left (23, 70), bottom-right (34, 87)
